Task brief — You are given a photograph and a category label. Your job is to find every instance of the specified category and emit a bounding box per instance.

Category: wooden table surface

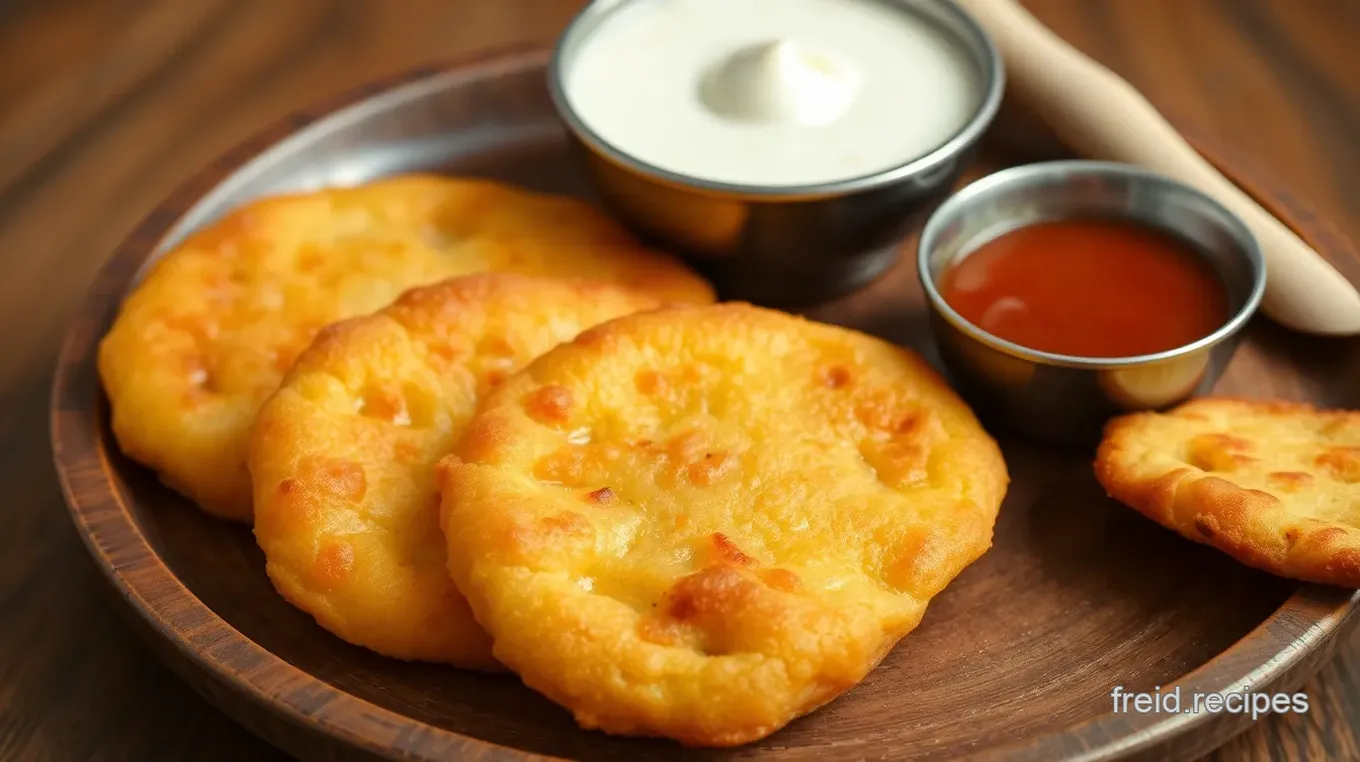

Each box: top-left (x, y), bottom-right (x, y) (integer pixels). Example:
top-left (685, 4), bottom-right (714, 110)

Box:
top-left (3, 0), bottom-right (1359, 759)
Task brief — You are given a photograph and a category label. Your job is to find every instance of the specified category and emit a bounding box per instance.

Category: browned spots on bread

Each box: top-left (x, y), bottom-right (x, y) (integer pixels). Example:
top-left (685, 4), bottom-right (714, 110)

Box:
top-left (860, 440), bottom-right (930, 489)
top-left (632, 363), bottom-right (710, 412)
top-left (285, 456), bottom-right (368, 503)
top-left (456, 414), bottom-right (517, 464)
top-left (1192, 432), bottom-right (1253, 452)
top-left (855, 392), bottom-right (911, 432)
top-left (358, 381), bottom-right (411, 425)
top-left (1317, 447), bottom-right (1360, 483)
top-left (817, 364), bottom-right (853, 390)
top-left (758, 568), bottom-right (804, 593)
top-left (536, 429), bottom-right (740, 490)
top-left (893, 410), bottom-right (932, 436)
top-left (709, 533), bottom-right (757, 567)
top-left (268, 458), bottom-right (368, 535)
top-left (534, 443), bottom-right (625, 488)
top-left (425, 342), bottom-right (464, 373)
top-left (652, 565), bottom-right (762, 656)
top-left (312, 539), bottom-right (356, 589)
top-left (496, 510), bottom-right (597, 568)
top-left (665, 430), bottom-right (708, 463)
top-left (1187, 432), bottom-right (1257, 472)
top-left (542, 511), bottom-right (592, 537)
top-left (1268, 471), bottom-right (1313, 492)
top-left (324, 460), bottom-right (368, 501)
top-left (586, 487), bottom-right (616, 504)
top-left (571, 319), bottom-right (615, 349)
top-left (886, 512), bottom-right (990, 600)
top-left (635, 370), bottom-right (665, 396)
top-left (159, 313), bottom-right (218, 347)
top-left (857, 408), bottom-right (942, 489)
top-left (1188, 477), bottom-right (1277, 527)
top-left (477, 334), bottom-right (514, 357)
top-left (1323, 418), bottom-right (1357, 438)
top-left (660, 432), bottom-right (733, 488)
top-left (296, 248), bottom-right (325, 272)
top-left (525, 384), bottom-right (574, 426)
top-left (393, 440), bottom-right (419, 464)
top-left (662, 566), bottom-right (745, 623)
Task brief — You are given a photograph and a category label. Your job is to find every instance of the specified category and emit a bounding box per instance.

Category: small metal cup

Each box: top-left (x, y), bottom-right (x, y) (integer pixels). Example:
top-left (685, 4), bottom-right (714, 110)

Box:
top-left (917, 161), bottom-right (1267, 447)
top-left (548, 0), bottom-right (1004, 307)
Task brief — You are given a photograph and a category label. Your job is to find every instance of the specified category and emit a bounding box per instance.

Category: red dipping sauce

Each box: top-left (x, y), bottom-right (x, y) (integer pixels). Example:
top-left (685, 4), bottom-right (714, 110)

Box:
top-left (939, 219), bottom-right (1230, 358)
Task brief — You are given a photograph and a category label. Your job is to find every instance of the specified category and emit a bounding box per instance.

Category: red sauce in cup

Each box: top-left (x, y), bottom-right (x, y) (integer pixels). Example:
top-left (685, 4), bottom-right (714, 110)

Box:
top-left (939, 219), bottom-right (1230, 358)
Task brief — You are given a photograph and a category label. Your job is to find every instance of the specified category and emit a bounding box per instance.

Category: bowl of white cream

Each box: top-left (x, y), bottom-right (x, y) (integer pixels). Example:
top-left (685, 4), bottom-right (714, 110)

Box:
top-left (549, 0), bottom-right (1003, 305)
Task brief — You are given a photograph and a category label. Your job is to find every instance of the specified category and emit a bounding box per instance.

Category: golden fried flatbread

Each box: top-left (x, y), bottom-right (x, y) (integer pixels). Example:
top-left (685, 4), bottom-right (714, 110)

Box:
top-left (1096, 397), bottom-right (1360, 587)
top-left (98, 175), bottom-right (713, 521)
top-left (249, 274), bottom-right (662, 665)
top-left (438, 303), bottom-right (1008, 745)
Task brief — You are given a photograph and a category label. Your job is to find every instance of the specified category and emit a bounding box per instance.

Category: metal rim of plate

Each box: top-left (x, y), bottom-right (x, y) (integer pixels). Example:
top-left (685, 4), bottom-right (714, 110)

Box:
top-left (49, 46), bottom-right (1360, 762)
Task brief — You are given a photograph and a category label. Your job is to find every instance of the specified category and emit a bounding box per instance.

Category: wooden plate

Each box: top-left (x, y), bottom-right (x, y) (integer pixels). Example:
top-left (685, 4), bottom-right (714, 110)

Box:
top-left (50, 49), bottom-right (1360, 762)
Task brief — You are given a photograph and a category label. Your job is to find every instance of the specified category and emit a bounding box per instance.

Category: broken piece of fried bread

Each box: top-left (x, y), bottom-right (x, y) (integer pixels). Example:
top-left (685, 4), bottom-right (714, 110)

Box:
top-left (1096, 397), bottom-right (1360, 587)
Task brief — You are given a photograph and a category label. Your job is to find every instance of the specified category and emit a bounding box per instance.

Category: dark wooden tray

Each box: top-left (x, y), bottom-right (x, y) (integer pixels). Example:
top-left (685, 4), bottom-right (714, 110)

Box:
top-left (50, 48), bottom-right (1360, 762)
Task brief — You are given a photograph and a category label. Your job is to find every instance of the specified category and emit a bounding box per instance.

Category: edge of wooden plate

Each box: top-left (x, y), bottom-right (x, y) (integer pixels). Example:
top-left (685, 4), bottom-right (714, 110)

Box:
top-left (49, 48), bottom-right (1360, 762)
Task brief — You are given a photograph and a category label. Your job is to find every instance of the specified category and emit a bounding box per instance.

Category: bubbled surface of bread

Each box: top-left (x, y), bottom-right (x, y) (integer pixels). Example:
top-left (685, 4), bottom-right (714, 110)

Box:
top-left (1096, 397), bottom-right (1360, 587)
top-left (248, 274), bottom-right (662, 666)
top-left (438, 303), bottom-right (1009, 746)
top-left (98, 174), bottom-right (714, 521)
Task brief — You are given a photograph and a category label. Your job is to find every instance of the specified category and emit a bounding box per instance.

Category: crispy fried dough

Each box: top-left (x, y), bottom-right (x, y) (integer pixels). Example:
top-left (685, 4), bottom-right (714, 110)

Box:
top-left (98, 175), bottom-right (713, 521)
top-left (1096, 397), bottom-right (1360, 587)
top-left (249, 274), bottom-right (661, 665)
top-left (438, 303), bottom-right (1008, 745)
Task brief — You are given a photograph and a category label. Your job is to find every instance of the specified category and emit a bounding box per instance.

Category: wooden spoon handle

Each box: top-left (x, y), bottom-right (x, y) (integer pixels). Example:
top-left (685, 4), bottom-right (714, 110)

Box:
top-left (956, 0), bottom-right (1360, 336)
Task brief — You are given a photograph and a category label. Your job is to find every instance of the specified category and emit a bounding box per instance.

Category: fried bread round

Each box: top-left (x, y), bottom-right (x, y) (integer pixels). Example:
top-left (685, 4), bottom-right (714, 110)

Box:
top-left (249, 274), bottom-right (662, 665)
top-left (438, 303), bottom-right (1008, 745)
top-left (1096, 397), bottom-right (1360, 587)
top-left (98, 174), bottom-right (713, 521)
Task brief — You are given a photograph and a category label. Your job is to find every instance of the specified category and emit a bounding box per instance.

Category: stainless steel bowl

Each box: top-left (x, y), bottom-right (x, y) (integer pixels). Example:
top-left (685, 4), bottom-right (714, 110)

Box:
top-left (918, 161), bottom-right (1267, 447)
top-left (548, 0), bottom-right (1004, 307)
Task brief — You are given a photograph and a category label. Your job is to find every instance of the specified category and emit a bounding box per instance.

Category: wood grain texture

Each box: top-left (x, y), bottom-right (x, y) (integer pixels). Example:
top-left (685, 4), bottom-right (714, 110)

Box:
top-left (8, 0), bottom-right (1360, 760)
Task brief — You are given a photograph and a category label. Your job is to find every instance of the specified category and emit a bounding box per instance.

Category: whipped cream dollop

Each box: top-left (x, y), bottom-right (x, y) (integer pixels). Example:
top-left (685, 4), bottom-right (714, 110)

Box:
top-left (698, 39), bottom-right (859, 127)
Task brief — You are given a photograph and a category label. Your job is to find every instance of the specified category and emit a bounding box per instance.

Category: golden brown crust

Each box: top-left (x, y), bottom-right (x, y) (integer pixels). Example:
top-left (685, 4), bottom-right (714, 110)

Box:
top-left (248, 273), bottom-right (661, 665)
top-left (1095, 397), bottom-right (1360, 587)
top-left (98, 174), bottom-right (714, 521)
top-left (439, 303), bottom-right (1009, 746)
